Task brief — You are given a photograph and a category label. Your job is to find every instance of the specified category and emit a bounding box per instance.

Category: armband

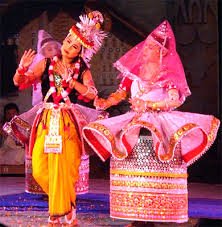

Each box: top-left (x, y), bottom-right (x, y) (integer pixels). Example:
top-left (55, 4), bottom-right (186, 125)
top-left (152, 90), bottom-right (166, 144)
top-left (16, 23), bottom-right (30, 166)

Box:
top-left (82, 86), bottom-right (98, 96)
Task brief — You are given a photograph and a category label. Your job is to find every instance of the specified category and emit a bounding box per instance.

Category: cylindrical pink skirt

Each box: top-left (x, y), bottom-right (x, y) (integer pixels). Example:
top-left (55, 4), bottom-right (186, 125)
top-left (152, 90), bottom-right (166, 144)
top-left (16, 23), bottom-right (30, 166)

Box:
top-left (110, 136), bottom-right (188, 223)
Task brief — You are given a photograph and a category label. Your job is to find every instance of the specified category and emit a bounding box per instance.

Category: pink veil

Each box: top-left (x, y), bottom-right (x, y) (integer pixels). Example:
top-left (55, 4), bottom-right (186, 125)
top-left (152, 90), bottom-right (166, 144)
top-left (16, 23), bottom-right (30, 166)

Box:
top-left (30, 30), bottom-right (61, 106)
top-left (114, 20), bottom-right (191, 103)
top-left (31, 29), bottom-right (61, 68)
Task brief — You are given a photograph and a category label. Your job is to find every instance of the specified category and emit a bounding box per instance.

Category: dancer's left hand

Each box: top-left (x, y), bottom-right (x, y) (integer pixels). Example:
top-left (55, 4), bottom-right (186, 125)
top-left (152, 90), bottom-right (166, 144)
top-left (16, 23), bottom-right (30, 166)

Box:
top-left (129, 98), bottom-right (147, 113)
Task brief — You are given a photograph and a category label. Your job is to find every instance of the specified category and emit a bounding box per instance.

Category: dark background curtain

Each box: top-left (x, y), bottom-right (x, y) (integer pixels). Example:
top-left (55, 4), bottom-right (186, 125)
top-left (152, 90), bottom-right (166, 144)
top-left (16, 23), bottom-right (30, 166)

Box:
top-left (0, 40), bottom-right (18, 97)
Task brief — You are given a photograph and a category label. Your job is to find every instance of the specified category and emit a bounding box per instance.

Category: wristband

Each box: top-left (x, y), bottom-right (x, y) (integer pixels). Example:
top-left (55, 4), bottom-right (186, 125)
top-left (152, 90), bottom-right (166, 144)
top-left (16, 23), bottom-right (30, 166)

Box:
top-left (17, 65), bottom-right (28, 75)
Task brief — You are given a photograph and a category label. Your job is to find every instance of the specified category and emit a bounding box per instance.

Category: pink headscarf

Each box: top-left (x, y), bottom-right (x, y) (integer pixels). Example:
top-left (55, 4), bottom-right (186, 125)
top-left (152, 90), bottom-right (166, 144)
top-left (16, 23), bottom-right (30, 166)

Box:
top-left (31, 29), bottom-right (61, 67)
top-left (114, 20), bottom-right (191, 103)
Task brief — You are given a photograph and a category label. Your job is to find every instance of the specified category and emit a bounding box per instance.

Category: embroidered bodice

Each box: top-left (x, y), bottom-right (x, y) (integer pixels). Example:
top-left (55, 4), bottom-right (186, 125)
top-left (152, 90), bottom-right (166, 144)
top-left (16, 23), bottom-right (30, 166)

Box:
top-left (131, 79), bottom-right (169, 103)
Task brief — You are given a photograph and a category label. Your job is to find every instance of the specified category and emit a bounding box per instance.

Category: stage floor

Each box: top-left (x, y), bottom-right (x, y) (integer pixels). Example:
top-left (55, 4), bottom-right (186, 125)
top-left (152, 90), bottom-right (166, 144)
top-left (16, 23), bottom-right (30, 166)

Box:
top-left (0, 177), bottom-right (222, 226)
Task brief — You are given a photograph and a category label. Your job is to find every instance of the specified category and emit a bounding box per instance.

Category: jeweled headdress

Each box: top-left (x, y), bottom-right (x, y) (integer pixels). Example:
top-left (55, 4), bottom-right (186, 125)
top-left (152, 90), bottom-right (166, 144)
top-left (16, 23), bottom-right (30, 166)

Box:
top-left (69, 10), bottom-right (107, 64)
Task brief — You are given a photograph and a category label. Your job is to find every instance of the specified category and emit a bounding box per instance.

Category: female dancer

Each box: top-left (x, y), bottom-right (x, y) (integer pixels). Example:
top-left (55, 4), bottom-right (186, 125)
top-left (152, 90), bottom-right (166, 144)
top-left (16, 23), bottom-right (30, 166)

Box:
top-left (13, 11), bottom-right (106, 226)
top-left (31, 29), bottom-right (61, 106)
top-left (83, 20), bottom-right (220, 225)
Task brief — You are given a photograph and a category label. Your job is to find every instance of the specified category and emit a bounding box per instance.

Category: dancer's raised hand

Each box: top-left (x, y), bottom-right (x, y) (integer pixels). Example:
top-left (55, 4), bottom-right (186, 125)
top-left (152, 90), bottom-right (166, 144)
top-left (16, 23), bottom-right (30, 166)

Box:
top-left (19, 49), bottom-right (36, 68)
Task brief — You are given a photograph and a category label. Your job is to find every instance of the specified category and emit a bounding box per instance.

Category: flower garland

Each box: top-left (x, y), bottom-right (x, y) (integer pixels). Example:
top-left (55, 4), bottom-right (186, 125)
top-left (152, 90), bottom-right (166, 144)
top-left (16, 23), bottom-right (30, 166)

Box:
top-left (48, 56), bottom-right (80, 104)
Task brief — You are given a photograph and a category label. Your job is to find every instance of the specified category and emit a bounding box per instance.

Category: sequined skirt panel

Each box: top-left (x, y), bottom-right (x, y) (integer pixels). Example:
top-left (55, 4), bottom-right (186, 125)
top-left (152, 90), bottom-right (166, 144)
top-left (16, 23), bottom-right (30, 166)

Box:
top-left (110, 136), bottom-right (188, 223)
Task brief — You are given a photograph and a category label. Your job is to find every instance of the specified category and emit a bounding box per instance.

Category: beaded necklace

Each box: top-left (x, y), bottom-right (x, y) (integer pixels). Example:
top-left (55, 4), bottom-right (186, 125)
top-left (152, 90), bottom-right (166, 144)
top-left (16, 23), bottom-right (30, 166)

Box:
top-left (48, 56), bottom-right (80, 104)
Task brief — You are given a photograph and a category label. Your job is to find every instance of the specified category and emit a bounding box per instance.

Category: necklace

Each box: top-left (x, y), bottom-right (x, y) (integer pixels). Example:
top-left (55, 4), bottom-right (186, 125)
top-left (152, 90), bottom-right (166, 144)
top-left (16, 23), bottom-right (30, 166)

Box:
top-left (48, 56), bottom-right (80, 104)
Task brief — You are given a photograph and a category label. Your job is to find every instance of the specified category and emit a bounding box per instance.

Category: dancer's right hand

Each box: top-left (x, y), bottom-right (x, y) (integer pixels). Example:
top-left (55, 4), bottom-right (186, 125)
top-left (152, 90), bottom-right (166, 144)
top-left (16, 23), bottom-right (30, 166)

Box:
top-left (19, 49), bottom-right (36, 68)
top-left (94, 96), bottom-right (109, 110)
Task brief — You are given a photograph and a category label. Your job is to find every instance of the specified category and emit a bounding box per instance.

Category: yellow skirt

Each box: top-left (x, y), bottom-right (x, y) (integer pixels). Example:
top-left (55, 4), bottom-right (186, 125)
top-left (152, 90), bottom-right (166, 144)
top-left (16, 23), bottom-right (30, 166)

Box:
top-left (32, 108), bottom-right (81, 217)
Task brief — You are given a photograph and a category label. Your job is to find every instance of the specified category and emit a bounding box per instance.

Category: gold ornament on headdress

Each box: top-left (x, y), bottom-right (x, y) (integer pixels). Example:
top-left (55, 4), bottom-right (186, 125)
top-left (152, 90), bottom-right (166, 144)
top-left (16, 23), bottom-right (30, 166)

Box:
top-left (69, 11), bottom-right (107, 64)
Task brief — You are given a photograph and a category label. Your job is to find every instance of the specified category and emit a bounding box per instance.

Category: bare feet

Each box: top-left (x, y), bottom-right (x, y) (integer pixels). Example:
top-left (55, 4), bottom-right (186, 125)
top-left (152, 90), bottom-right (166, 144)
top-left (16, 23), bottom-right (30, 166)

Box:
top-left (47, 216), bottom-right (61, 227)
top-left (64, 207), bottom-right (78, 226)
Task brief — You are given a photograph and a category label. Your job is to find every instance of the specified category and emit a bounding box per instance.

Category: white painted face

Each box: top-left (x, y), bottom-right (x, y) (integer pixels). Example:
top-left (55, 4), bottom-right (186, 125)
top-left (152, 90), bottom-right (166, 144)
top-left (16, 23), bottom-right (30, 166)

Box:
top-left (139, 38), bottom-right (161, 81)
top-left (42, 41), bottom-right (60, 58)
